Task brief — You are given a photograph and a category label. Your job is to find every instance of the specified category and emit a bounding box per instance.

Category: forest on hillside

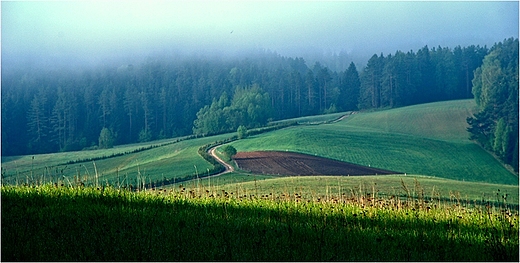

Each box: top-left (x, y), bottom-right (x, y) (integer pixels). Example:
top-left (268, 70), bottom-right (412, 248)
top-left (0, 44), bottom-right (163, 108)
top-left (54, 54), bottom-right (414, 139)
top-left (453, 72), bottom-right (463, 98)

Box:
top-left (467, 38), bottom-right (519, 171)
top-left (0, 41), bottom-right (502, 158)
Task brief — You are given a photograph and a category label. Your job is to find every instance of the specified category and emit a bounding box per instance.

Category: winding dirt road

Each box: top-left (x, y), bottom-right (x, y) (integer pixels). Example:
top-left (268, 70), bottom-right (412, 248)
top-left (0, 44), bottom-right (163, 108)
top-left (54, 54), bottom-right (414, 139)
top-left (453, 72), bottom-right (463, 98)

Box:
top-left (207, 145), bottom-right (234, 177)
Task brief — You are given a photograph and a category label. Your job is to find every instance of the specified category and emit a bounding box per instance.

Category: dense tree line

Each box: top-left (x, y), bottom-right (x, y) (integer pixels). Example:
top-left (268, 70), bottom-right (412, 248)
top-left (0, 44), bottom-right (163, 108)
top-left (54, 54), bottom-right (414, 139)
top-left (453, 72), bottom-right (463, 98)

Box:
top-left (2, 43), bottom-right (491, 156)
top-left (467, 38), bottom-right (519, 172)
top-left (359, 45), bottom-right (488, 109)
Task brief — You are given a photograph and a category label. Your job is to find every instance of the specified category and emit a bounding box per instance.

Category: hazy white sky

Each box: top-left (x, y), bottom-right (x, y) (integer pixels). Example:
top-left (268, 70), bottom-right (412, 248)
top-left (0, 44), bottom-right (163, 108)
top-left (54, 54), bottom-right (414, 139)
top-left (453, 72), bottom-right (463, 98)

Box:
top-left (2, 0), bottom-right (518, 68)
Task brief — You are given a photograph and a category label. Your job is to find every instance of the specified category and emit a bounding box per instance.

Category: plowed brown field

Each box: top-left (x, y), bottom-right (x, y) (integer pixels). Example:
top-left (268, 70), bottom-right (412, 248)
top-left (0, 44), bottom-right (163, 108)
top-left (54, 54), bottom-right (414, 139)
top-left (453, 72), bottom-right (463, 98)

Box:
top-left (233, 151), bottom-right (400, 176)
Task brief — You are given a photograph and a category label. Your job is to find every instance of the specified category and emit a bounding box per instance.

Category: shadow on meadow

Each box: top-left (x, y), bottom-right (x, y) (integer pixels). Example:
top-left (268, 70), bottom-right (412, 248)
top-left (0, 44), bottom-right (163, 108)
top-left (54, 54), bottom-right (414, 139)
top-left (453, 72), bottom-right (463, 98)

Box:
top-left (2, 185), bottom-right (518, 261)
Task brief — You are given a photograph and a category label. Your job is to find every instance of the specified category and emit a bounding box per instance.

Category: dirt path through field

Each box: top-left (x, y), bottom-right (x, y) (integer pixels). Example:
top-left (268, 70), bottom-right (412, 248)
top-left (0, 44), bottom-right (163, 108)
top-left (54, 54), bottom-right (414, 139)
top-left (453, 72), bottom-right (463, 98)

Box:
top-left (331, 111), bottom-right (356, 123)
top-left (207, 145), bottom-right (234, 177)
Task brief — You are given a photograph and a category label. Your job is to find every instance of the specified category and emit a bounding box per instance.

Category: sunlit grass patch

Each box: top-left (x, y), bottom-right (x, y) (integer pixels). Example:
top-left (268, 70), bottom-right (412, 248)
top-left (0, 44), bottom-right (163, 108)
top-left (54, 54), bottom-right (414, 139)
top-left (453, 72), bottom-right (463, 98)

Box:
top-left (219, 175), bottom-right (519, 206)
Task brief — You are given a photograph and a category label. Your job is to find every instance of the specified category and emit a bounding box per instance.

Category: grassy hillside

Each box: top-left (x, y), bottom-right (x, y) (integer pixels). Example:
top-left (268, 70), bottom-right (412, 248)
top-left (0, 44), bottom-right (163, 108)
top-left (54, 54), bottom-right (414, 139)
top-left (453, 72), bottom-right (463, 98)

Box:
top-left (231, 100), bottom-right (517, 185)
top-left (1, 137), bottom-right (182, 171)
top-left (344, 99), bottom-right (476, 142)
top-left (1, 133), bottom-right (233, 186)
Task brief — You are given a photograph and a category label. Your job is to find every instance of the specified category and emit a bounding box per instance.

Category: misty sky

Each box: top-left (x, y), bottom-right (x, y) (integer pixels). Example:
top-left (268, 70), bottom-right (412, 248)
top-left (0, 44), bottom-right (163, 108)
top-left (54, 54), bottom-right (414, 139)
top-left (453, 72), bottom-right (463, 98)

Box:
top-left (2, 1), bottom-right (518, 69)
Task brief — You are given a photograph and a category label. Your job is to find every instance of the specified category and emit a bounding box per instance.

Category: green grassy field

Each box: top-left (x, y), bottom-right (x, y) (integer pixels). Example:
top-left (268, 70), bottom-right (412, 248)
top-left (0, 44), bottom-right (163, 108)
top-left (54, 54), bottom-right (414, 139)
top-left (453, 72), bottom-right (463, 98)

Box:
top-left (1, 136), bottom-right (185, 170)
top-left (2, 184), bottom-right (518, 261)
top-left (1, 133), bottom-right (233, 186)
top-left (345, 99), bottom-right (476, 142)
top-left (230, 99), bottom-right (517, 185)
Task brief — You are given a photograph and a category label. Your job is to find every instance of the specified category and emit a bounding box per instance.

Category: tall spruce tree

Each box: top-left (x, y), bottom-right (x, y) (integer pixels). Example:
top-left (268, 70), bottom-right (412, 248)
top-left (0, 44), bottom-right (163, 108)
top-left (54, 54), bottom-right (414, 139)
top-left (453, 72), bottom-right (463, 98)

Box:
top-left (359, 54), bottom-right (384, 109)
top-left (341, 62), bottom-right (361, 110)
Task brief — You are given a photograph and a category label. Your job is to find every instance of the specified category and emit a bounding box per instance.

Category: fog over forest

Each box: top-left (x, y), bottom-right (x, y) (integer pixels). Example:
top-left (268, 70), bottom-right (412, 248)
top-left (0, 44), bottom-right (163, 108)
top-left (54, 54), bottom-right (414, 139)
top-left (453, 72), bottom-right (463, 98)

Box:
top-left (2, 1), bottom-right (518, 71)
top-left (1, 1), bottom-right (519, 158)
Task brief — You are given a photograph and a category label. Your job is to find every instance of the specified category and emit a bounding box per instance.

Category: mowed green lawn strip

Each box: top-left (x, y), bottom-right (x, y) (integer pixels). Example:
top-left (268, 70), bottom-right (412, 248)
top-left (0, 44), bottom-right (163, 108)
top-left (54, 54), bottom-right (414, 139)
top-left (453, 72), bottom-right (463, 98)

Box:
top-left (231, 100), bottom-right (517, 185)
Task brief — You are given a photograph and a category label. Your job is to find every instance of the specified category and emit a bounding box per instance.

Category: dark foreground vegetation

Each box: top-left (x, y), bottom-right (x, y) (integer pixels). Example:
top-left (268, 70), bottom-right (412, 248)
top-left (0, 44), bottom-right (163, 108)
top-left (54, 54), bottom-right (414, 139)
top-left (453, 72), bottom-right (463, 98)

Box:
top-left (2, 184), bottom-right (518, 261)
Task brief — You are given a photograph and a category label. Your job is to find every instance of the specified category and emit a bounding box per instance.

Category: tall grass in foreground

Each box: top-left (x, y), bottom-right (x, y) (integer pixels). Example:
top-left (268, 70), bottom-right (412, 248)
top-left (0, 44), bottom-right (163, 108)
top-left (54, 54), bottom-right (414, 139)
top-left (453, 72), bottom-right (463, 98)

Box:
top-left (2, 184), bottom-right (518, 261)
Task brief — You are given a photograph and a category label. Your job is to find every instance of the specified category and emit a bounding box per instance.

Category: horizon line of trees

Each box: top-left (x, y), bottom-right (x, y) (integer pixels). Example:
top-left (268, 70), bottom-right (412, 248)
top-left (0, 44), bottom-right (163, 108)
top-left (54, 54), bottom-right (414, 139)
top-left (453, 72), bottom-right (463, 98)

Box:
top-left (2, 41), bottom-right (504, 157)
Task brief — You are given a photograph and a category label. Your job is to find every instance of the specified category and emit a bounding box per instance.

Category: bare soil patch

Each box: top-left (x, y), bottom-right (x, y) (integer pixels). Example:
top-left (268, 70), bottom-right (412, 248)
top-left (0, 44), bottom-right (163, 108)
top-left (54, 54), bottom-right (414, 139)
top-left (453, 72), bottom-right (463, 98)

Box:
top-left (233, 151), bottom-right (400, 176)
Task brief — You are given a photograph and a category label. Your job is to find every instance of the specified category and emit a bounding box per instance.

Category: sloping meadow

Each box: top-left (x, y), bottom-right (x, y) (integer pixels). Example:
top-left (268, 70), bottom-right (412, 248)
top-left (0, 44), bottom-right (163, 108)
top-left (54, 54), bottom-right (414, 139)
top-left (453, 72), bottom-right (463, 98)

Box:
top-left (230, 100), bottom-right (517, 185)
